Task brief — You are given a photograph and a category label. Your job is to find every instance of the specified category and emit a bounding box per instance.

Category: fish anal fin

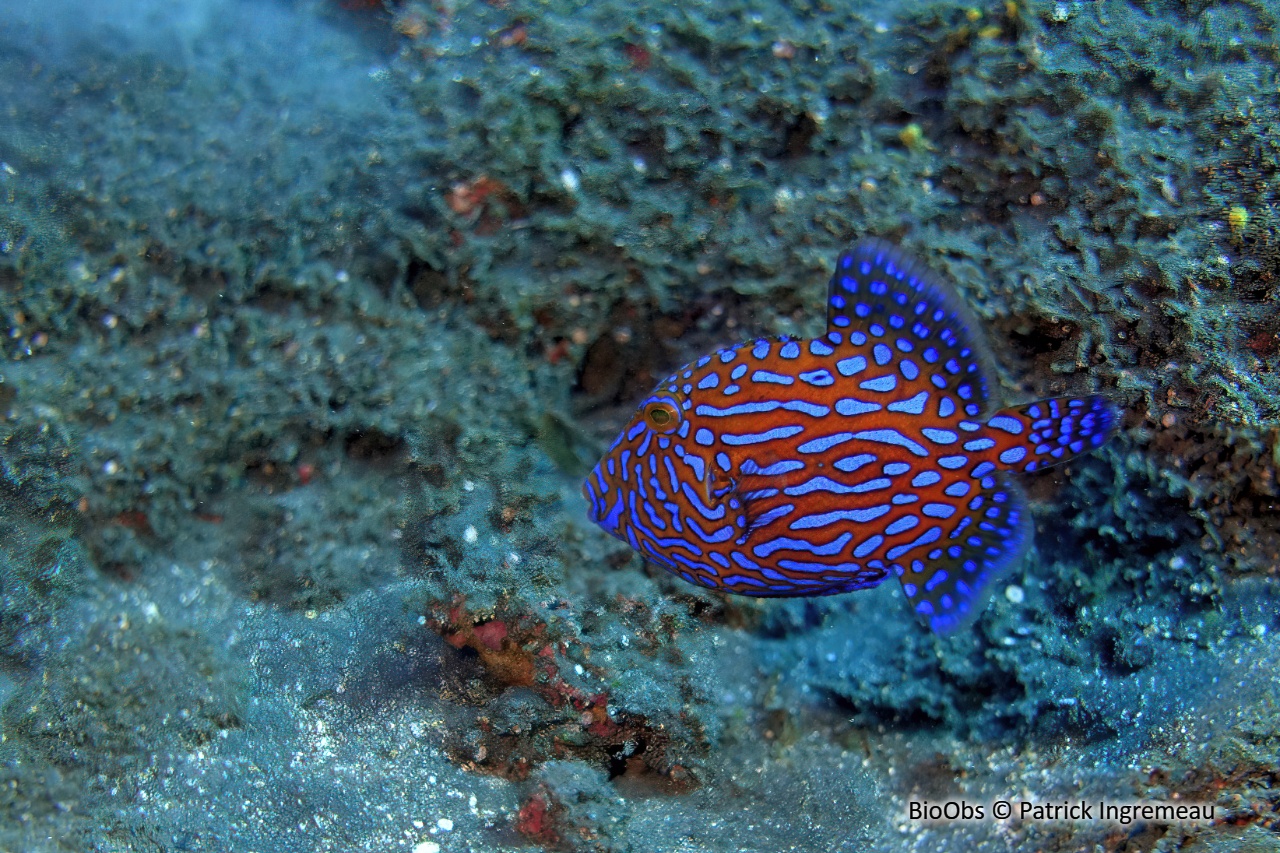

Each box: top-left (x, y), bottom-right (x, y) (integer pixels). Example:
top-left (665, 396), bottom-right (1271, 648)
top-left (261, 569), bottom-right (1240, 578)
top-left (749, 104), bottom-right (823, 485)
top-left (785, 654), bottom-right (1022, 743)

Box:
top-left (896, 478), bottom-right (1033, 633)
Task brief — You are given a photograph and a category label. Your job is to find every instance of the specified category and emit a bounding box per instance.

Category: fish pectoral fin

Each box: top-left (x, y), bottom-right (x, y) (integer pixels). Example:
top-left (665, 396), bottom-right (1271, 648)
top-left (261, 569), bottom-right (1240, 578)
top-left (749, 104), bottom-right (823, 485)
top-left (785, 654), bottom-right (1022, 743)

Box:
top-left (702, 465), bottom-right (737, 505)
top-left (729, 462), bottom-right (794, 543)
top-left (705, 458), bottom-right (778, 545)
top-left (700, 465), bottom-right (755, 544)
top-left (706, 473), bottom-right (772, 547)
top-left (737, 486), bottom-right (782, 546)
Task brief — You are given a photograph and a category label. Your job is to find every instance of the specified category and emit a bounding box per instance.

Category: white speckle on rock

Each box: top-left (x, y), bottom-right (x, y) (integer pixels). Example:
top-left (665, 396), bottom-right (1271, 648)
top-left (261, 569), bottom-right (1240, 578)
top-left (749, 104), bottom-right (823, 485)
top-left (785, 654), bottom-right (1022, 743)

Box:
top-left (1004, 584), bottom-right (1025, 604)
top-left (413, 842), bottom-right (440, 853)
top-left (437, 817), bottom-right (454, 831)
top-left (463, 525), bottom-right (478, 544)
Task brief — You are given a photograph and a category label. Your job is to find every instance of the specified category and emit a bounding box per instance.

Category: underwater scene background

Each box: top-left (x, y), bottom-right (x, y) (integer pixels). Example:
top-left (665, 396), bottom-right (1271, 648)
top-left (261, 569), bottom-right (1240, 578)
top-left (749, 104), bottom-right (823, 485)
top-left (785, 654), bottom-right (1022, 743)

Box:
top-left (0, 0), bottom-right (1277, 850)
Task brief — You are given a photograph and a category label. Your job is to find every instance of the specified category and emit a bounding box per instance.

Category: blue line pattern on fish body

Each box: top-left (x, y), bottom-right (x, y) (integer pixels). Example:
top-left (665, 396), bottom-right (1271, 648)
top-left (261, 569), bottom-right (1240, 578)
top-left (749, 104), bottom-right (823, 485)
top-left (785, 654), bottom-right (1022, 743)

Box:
top-left (584, 240), bottom-right (1118, 632)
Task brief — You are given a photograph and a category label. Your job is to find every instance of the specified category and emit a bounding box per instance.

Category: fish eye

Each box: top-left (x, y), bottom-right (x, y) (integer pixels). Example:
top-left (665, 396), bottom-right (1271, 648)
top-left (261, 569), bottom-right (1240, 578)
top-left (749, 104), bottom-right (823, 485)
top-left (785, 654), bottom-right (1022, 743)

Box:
top-left (643, 400), bottom-right (681, 433)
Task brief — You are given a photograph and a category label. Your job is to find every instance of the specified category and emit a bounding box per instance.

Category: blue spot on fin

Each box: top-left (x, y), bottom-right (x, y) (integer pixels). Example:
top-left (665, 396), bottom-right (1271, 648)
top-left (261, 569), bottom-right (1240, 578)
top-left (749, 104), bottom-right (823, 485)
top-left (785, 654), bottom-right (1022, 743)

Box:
top-left (827, 239), bottom-right (997, 417)
top-left (896, 477), bottom-right (1032, 633)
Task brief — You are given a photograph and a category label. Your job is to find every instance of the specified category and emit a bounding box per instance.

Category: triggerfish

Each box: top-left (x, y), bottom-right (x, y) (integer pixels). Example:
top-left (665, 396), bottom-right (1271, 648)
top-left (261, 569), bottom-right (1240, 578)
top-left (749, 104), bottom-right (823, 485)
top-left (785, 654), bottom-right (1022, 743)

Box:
top-left (583, 239), bottom-right (1117, 632)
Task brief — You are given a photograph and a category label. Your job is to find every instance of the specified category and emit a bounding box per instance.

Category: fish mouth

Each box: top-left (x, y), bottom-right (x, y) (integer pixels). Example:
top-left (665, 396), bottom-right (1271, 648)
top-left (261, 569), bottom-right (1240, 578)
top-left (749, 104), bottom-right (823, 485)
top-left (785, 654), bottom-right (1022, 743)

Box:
top-left (582, 476), bottom-right (602, 524)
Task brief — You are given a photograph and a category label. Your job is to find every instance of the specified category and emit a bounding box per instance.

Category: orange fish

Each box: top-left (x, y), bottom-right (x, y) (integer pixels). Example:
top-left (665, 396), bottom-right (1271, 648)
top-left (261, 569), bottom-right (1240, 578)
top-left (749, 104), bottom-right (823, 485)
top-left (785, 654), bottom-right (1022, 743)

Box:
top-left (584, 240), bottom-right (1117, 631)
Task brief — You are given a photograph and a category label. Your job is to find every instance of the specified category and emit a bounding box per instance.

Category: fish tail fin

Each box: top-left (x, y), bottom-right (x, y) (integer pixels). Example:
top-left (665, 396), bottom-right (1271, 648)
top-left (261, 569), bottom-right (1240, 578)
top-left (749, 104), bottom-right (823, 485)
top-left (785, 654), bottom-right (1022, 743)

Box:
top-left (986, 395), bottom-right (1118, 472)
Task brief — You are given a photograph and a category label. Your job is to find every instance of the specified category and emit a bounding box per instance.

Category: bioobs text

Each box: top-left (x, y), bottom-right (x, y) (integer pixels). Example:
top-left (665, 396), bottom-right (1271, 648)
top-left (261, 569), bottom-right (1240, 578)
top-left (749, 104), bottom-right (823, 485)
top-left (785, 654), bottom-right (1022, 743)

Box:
top-left (908, 801), bottom-right (984, 822)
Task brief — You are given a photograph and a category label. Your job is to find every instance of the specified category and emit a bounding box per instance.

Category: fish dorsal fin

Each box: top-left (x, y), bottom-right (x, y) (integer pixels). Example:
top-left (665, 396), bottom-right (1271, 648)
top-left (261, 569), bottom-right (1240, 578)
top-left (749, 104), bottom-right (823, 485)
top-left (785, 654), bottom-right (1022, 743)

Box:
top-left (827, 239), bottom-right (998, 420)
